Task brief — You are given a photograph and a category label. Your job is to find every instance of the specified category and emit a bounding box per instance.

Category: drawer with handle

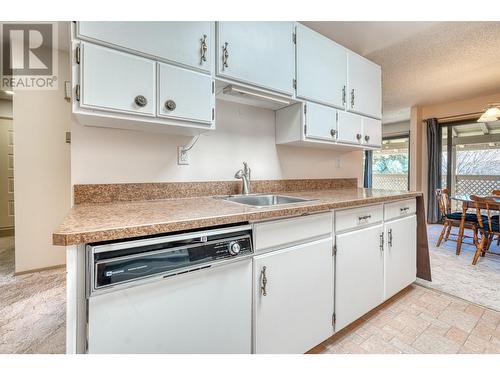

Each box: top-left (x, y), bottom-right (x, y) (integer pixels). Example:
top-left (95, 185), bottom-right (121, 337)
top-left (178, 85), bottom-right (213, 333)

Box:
top-left (384, 199), bottom-right (416, 221)
top-left (335, 204), bottom-right (383, 232)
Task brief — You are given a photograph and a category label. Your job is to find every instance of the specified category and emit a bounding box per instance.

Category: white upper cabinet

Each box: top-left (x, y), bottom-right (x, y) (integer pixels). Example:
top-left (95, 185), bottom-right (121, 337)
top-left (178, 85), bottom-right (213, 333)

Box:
top-left (77, 22), bottom-right (213, 73)
top-left (80, 43), bottom-right (156, 116)
top-left (296, 24), bottom-right (347, 109)
top-left (347, 52), bottom-right (382, 119)
top-left (216, 22), bottom-right (295, 95)
top-left (305, 102), bottom-right (337, 141)
top-left (336, 111), bottom-right (363, 145)
top-left (157, 63), bottom-right (214, 125)
top-left (362, 117), bottom-right (382, 147)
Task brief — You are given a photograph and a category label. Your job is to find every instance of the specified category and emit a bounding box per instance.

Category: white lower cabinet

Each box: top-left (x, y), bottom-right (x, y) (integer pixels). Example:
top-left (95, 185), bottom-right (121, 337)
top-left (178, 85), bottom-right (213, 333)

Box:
top-left (335, 224), bottom-right (384, 331)
top-left (253, 237), bottom-right (334, 354)
top-left (384, 215), bottom-right (417, 299)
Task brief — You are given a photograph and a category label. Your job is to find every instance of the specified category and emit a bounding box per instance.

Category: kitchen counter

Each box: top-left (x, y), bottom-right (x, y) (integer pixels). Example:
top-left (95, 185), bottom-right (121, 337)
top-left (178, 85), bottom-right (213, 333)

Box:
top-left (53, 188), bottom-right (422, 246)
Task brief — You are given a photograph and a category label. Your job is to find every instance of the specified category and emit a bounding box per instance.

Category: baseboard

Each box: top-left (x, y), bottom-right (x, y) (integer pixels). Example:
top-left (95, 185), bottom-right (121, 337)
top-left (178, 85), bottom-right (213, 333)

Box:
top-left (0, 227), bottom-right (14, 237)
top-left (14, 263), bottom-right (66, 276)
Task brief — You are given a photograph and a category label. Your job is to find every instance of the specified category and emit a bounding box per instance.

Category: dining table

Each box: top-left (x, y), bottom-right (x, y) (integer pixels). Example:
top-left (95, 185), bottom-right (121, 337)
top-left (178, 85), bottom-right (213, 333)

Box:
top-left (451, 194), bottom-right (500, 254)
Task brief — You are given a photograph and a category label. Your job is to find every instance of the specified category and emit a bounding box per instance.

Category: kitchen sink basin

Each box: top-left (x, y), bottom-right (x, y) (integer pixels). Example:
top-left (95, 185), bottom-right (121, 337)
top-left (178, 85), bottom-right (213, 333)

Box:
top-left (218, 194), bottom-right (314, 207)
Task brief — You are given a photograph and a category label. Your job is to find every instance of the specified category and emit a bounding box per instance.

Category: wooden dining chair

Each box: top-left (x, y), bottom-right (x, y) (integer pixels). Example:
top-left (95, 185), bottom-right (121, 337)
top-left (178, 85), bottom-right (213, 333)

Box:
top-left (491, 190), bottom-right (500, 245)
top-left (471, 195), bottom-right (500, 265)
top-left (435, 188), bottom-right (480, 250)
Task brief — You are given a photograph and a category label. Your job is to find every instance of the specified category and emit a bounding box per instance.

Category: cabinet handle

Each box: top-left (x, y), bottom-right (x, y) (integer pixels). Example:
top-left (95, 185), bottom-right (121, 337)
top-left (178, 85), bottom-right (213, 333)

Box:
top-left (388, 229), bottom-right (393, 247)
top-left (200, 34), bottom-right (208, 65)
top-left (330, 129), bottom-right (337, 137)
top-left (351, 89), bottom-right (355, 108)
top-left (260, 266), bottom-right (268, 296)
top-left (356, 133), bottom-right (362, 141)
top-left (379, 232), bottom-right (384, 251)
top-left (358, 214), bottom-right (371, 223)
top-left (134, 95), bottom-right (148, 107)
top-left (222, 42), bottom-right (229, 70)
top-left (400, 207), bottom-right (410, 213)
top-left (342, 85), bottom-right (346, 106)
top-left (365, 135), bottom-right (370, 142)
top-left (165, 99), bottom-right (176, 111)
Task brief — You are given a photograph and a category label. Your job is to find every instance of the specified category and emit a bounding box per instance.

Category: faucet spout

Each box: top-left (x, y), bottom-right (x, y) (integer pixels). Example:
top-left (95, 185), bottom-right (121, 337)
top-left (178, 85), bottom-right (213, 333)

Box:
top-left (234, 162), bottom-right (251, 195)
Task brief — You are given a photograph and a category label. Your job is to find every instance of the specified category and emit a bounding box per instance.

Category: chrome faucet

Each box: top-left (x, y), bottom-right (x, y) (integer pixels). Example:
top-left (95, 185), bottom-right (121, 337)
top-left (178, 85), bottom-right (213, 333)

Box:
top-left (234, 162), bottom-right (251, 195)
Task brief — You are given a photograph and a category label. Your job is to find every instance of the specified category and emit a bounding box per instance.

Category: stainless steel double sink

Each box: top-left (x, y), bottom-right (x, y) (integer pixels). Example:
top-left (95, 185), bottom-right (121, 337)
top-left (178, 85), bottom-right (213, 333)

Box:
top-left (217, 194), bottom-right (314, 208)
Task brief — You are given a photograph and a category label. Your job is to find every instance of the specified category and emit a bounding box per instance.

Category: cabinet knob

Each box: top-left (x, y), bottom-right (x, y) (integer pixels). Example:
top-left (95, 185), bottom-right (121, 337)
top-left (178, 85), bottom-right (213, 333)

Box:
top-left (365, 135), bottom-right (370, 142)
top-left (356, 133), bottom-right (362, 141)
top-left (134, 95), bottom-right (148, 107)
top-left (330, 129), bottom-right (337, 137)
top-left (165, 100), bottom-right (176, 111)
top-left (200, 34), bottom-right (208, 64)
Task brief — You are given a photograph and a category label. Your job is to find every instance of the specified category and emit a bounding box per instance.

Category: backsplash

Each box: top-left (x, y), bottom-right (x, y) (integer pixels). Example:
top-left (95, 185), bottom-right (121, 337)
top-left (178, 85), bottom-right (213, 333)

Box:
top-left (74, 178), bottom-right (358, 204)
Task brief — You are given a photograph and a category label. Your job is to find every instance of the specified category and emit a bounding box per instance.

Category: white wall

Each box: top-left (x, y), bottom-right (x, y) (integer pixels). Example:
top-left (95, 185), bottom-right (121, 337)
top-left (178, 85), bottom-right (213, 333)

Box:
top-left (0, 99), bottom-right (13, 118)
top-left (71, 100), bottom-right (364, 184)
top-left (13, 49), bottom-right (73, 273)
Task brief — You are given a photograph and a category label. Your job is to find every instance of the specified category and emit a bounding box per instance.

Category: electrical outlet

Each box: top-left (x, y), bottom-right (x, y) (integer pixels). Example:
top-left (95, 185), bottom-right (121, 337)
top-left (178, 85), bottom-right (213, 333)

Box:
top-left (178, 147), bottom-right (190, 165)
top-left (335, 157), bottom-right (342, 168)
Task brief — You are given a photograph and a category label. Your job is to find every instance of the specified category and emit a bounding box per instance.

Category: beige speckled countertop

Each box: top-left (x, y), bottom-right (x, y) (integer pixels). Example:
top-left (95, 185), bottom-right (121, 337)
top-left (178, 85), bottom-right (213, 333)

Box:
top-left (53, 188), bottom-right (422, 246)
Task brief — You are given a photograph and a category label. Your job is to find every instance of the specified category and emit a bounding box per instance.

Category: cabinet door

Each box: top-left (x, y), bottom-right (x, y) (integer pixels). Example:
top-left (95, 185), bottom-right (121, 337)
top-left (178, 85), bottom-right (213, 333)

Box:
top-left (304, 102), bottom-right (337, 141)
top-left (80, 43), bottom-right (156, 116)
top-left (384, 215), bottom-right (417, 300)
top-left (296, 24), bottom-right (347, 109)
top-left (78, 22), bottom-right (212, 73)
top-left (335, 224), bottom-right (384, 331)
top-left (216, 22), bottom-right (295, 95)
top-left (158, 63), bottom-right (214, 124)
top-left (336, 111), bottom-right (363, 145)
top-left (363, 117), bottom-right (382, 147)
top-left (253, 237), bottom-right (334, 354)
top-left (347, 52), bottom-right (382, 119)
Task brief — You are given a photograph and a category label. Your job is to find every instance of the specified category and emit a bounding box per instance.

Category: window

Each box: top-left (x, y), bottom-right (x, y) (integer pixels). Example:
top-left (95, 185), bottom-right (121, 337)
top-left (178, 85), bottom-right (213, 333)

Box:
top-left (370, 134), bottom-right (410, 191)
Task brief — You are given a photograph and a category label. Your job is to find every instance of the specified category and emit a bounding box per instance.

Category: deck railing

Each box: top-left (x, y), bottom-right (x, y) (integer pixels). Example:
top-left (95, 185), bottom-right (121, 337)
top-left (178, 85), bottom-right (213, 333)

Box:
top-left (373, 173), bottom-right (408, 191)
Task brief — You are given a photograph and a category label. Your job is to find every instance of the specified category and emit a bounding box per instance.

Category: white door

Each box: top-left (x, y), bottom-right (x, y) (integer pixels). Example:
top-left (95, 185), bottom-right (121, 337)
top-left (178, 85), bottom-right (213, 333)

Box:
top-left (77, 22), bottom-right (213, 73)
top-left (216, 22), bottom-right (295, 95)
top-left (384, 215), bottom-right (417, 299)
top-left (0, 119), bottom-right (14, 230)
top-left (337, 111), bottom-right (363, 145)
top-left (80, 43), bottom-right (156, 116)
top-left (253, 237), bottom-right (334, 354)
top-left (157, 63), bottom-right (214, 124)
top-left (296, 24), bottom-right (347, 109)
top-left (88, 260), bottom-right (252, 354)
top-left (363, 117), bottom-right (382, 147)
top-left (335, 224), bottom-right (384, 331)
top-left (347, 52), bottom-right (382, 119)
top-left (304, 102), bottom-right (337, 141)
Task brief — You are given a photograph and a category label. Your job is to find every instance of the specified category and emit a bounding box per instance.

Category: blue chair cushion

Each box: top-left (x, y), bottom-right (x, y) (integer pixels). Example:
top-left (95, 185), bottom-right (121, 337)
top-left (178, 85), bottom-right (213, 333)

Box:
top-left (480, 217), bottom-right (499, 232)
top-left (445, 212), bottom-right (481, 222)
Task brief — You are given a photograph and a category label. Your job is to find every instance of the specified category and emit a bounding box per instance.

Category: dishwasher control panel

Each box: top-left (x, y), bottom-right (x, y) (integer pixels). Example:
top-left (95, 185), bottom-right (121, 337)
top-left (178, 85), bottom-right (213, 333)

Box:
top-left (88, 225), bottom-right (253, 293)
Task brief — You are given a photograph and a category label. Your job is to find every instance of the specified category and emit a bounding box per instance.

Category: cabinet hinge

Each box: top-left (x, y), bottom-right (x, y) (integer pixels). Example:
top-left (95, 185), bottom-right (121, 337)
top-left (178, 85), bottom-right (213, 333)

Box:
top-left (75, 84), bottom-right (80, 102)
top-left (304, 124), bottom-right (307, 135)
top-left (332, 313), bottom-right (336, 326)
top-left (75, 45), bottom-right (81, 64)
top-left (336, 111), bottom-right (339, 122)
top-left (212, 108), bottom-right (215, 121)
top-left (333, 244), bottom-right (337, 256)
top-left (293, 78), bottom-right (297, 89)
top-left (212, 81), bottom-right (214, 94)
top-left (292, 32), bottom-right (296, 44)
top-left (304, 103), bottom-right (307, 114)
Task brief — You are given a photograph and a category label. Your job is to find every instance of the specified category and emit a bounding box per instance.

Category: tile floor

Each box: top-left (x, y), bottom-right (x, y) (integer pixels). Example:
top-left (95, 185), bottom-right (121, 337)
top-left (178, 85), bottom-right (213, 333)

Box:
top-left (1, 233), bottom-right (499, 354)
top-left (309, 284), bottom-right (500, 354)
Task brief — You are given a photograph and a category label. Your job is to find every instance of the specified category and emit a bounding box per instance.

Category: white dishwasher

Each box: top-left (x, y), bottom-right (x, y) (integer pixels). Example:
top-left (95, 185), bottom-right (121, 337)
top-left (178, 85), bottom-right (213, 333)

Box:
top-left (86, 225), bottom-right (253, 354)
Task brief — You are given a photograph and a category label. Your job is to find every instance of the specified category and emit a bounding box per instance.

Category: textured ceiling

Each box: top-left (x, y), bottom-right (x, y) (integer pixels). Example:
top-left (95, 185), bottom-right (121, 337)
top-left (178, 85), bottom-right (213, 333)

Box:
top-left (302, 22), bottom-right (500, 123)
